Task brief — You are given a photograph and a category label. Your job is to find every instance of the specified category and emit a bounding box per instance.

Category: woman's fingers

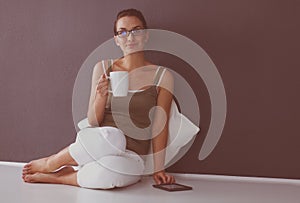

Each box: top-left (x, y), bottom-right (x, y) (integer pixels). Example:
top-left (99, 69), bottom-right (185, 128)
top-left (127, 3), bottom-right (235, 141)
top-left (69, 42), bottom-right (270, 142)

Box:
top-left (96, 85), bottom-right (108, 96)
top-left (153, 171), bottom-right (176, 185)
top-left (153, 175), bottom-right (161, 185)
top-left (161, 174), bottom-right (167, 183)
top-left (165, 175), bottom-right (171, 183)
top-left (96, 74), bottom-right (108, 86)
top-left (162, 174), bottom-right (174, 184)
top-left (96, 83), bottom-right (108, 92)
top-left (167, 175), bottom-right (175, 184)
top-left (161, 174), bottom-right (176, 184)
top-left (96, 74), bottom-right (109, 96)
top-left (172, 175), bottom-right (176, 183)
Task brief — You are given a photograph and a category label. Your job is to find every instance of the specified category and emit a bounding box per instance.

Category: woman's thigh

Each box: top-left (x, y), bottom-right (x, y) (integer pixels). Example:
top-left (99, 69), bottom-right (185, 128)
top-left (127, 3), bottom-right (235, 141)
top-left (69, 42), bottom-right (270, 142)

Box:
top-left (77, 151), bottom-right (145, 189)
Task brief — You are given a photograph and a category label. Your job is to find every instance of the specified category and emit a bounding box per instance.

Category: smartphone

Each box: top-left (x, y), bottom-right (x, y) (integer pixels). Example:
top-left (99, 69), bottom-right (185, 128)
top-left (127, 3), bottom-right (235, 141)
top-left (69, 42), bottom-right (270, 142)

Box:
top-left (153, 183), bottom-right (193, 192)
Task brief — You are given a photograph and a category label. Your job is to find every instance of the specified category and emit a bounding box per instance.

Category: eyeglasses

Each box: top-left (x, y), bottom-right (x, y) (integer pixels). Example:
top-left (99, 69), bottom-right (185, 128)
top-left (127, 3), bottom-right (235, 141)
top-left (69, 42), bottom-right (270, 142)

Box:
top-left (115, 28), bottom-right (146, 38)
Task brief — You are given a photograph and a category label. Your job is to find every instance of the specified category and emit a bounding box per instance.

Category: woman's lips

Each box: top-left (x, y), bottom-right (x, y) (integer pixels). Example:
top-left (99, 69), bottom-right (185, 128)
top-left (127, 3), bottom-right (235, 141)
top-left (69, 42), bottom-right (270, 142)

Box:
top-left (126, 43), bottom-right (137, 48)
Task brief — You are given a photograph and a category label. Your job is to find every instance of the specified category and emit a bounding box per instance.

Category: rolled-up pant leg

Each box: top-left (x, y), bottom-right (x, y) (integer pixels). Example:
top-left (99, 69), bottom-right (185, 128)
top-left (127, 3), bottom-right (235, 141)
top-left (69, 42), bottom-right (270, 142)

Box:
top-left (68, 126), bottom-right (145, 189)
top-left (77, 150), bottom-right (145, 189)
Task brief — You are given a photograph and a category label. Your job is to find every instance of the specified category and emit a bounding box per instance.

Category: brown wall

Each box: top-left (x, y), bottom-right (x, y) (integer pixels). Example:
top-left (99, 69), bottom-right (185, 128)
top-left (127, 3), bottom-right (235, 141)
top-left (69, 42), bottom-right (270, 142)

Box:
top-left (0, 0), bottom-right (299, 179)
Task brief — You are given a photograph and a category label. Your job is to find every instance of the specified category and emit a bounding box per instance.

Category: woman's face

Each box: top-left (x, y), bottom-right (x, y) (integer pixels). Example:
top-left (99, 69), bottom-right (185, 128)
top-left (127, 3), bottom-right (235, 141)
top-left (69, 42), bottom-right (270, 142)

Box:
top-left (114, 16), bottom-right (148, 56)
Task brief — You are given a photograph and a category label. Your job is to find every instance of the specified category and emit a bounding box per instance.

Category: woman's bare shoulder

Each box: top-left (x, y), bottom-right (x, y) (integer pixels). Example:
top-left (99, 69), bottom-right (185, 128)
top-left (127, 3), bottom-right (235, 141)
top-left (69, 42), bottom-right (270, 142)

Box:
top-left (92, 61), bottom-right (103, 76)
top-left (93, 59), bottom-right (113, 75)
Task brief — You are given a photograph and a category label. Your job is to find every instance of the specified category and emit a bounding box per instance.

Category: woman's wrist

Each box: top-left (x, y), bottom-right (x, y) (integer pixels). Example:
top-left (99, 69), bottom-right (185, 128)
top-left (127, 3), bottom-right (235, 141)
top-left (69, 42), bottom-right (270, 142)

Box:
top-left (94, 94), bottom-right (108, 109)
top-left (88, 94), bottom-right (107, 126)
top-left (154, 170), bottom-right (165, 175)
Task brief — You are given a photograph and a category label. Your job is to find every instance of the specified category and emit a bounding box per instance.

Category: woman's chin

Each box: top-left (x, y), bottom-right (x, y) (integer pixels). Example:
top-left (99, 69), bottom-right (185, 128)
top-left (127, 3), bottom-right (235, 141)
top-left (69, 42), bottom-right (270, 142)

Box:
top-left (124, 48), bottom-right (144, 55)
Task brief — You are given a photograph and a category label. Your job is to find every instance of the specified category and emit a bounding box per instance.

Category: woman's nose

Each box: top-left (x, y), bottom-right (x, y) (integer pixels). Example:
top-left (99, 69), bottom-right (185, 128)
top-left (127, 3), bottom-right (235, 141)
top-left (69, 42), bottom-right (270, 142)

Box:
top-left (127, 33), bottom-right (135, 41)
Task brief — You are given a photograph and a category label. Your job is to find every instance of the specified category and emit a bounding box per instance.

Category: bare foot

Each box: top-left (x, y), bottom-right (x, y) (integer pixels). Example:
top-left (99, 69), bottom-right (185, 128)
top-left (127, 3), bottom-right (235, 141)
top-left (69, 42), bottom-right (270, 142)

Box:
top-left (22, 157), bottom-right (53, 175)
top-left (23, 172), bottom-right (55, 184)
top-left (22, 167), bottom-right (76, 184)
top-left (23, 147), bottom-right (78, 176)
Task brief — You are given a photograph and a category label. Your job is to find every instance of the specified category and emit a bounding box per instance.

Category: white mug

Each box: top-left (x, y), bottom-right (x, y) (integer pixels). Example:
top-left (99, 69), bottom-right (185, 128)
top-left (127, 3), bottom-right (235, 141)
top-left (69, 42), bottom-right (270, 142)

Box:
top-left (109, 71), bottom-right (129, 97)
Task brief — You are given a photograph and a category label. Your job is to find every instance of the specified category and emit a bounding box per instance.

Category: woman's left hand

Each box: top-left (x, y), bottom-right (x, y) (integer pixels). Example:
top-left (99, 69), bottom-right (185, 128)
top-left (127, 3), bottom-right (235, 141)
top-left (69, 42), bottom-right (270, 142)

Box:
top-left (153, 171), bottom-right (175, 185)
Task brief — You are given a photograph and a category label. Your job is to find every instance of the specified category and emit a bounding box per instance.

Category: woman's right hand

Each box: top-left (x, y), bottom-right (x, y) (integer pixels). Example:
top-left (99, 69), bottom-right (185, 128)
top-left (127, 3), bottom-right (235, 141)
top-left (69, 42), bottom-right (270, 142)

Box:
top-left (96, 74), bottom-right (109, 97)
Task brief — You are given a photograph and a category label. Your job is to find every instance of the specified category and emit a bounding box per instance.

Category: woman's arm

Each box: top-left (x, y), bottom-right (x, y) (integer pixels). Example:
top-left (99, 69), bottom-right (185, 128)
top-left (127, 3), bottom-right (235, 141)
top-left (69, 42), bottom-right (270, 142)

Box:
top-left (151, 69), bottom-right (175, 184)
top-left (87, 62), bottom-right (109, 126)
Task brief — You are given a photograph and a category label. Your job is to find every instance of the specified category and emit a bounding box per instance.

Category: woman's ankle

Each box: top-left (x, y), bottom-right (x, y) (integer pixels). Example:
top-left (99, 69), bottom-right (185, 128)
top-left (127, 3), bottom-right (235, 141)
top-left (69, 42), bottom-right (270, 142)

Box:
top-left (46, 155), bottom-right (60, 172)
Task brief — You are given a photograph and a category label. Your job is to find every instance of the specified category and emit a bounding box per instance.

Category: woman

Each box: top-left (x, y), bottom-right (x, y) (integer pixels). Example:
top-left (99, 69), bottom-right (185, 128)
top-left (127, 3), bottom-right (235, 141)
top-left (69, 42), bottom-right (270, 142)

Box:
top-left (22, 8), bottom-right (175, 189)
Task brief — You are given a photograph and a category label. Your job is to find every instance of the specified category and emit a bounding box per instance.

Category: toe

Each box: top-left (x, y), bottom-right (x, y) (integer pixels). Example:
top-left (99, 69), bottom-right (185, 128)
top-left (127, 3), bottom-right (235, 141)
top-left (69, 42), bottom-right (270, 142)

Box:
top-left (22, 175), bottom-right (27, 182)
top-left (23, 163), bottom-right (31, 170)
top-left (24, 175), bottom-right (32, 182)
top-left (23, 175), bottom-right (28, 182)
top-left (22, 167), bottom-right (29, 172)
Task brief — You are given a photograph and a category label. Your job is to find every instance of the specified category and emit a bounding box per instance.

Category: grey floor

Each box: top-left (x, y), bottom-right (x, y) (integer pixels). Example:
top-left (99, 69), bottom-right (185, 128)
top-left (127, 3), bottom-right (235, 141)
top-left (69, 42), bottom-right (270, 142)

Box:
top-left (0, 162), bottom-right (299, 203)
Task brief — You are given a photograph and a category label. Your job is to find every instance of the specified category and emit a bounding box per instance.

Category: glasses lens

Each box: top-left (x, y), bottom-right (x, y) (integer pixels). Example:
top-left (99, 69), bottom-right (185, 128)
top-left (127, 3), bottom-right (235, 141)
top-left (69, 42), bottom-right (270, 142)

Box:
top-left (116, 29), bottom-right (145, 38)
top-left (132, 29), bottom-right (145, 36)
top-left (117, 30), bottom-right (128, 38)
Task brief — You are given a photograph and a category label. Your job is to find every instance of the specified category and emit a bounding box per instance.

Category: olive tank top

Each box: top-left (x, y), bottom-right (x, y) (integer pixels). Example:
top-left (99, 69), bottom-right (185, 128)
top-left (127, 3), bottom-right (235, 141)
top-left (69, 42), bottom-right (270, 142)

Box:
top-left (99, 60), bottom-right (166, 155)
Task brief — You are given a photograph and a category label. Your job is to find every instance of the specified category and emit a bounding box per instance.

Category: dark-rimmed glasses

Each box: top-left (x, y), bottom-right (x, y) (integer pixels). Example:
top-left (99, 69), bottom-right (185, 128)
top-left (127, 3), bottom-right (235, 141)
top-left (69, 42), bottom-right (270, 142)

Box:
top-left (115, 28), bottom-right (146, 38)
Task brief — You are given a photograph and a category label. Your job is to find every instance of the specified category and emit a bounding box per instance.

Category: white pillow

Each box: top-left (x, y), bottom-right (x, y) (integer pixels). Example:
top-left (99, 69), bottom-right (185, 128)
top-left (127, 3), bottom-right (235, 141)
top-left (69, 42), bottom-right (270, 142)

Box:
top-left (77, 99), bottom-right (200, 174)
top-left (77, 117), bottom-right (90, 130)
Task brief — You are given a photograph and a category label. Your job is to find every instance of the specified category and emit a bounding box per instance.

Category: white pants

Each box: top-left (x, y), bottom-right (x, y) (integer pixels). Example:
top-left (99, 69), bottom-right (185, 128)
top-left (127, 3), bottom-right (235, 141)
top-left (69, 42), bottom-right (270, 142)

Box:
top-left (69, 127), bottom-right (145, 189)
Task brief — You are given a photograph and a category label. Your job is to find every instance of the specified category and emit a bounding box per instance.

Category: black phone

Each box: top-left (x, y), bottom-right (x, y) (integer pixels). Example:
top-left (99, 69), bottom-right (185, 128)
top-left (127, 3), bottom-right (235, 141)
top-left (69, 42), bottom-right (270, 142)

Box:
top-left (153, 183), bottom-right (193, 192)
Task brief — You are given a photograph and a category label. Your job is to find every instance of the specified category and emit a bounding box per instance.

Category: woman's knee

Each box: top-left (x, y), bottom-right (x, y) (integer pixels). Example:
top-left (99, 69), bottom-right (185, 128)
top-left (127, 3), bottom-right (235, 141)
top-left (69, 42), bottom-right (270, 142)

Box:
top-left (69, 127), bottom-right (126, 166)
top-left (77, 127), bottom-right (126, 152)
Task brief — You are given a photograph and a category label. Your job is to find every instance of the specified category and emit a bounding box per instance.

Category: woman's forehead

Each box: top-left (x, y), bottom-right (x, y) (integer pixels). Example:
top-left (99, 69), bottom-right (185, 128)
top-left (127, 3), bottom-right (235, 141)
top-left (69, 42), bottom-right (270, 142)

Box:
top-left (116, 16), bottom-right (143, 30)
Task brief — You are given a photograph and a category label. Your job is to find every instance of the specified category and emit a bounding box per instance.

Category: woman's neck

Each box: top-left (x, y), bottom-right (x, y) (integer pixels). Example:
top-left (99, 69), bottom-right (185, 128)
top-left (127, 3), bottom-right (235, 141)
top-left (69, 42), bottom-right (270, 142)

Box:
top-left (119, 52), bottom-right (148, 71)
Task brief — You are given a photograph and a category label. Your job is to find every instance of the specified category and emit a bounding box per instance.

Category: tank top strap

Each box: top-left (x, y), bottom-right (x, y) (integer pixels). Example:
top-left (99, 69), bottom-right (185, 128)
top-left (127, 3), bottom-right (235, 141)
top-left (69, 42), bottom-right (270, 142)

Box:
top-left (108, 59), bottom-right (114, 75)
top-left (101, 59), bottom-right (114, 77)
top-left (153, 66), bottom-right (166, 86)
